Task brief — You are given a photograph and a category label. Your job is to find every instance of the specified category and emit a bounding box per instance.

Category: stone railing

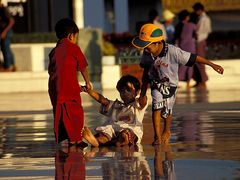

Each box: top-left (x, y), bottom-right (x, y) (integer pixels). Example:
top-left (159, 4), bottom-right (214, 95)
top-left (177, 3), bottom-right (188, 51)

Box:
top-left (11, 43), bottom-right (55, 72)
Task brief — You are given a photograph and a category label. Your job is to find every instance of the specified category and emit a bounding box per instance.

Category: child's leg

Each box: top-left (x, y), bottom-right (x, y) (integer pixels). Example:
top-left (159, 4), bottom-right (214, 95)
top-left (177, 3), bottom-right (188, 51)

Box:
top-left (116, 130), bottom-right (130, 147)
top-left (83, 127), bottom-right (99, 147)
top-left (151, 89), bottom-right (165, 145)
top-left (162, 114), bottom-right (172, 144)
top-left (161, 94), bottom-right (176, 144)
top-left (96, 135), bottom-right (110, 145)
top-left (152, 109), bottom-right (162, 145)
top-left (94, 125), bottom-right (116, 146)
top-left (116, 129), bottom-right (138, 147)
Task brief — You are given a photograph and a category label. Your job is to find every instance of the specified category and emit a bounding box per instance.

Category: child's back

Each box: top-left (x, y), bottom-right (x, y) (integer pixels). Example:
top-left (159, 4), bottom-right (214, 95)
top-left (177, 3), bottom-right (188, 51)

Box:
top-left (48, 38), bottom-right (87, 106)
top-left (48, 18), bottom-right (91, 145)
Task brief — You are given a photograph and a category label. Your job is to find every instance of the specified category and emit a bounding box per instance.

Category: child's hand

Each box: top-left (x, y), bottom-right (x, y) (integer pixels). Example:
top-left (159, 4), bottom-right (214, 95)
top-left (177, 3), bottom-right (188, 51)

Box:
top-left (212, 64), bottom-right (224, 74)
top-left (80, 85), bottom-right (88, 92)
top-left (80, 82), bottom-right (92, 92)
top-left (86, 82), bottom-right (93, 91)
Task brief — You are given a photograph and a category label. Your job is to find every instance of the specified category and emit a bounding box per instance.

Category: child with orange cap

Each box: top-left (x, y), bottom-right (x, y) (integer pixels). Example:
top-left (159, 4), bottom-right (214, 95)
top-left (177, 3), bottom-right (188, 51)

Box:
top-left (132, 23), bottom-right (224, 145)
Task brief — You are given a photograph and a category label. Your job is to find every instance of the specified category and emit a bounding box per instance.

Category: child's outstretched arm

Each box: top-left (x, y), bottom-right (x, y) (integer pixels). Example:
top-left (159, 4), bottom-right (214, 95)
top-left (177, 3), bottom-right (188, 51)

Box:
top-left (196, 56), bottom-right (224, 74)
top-left (140, 67), bottom-right (150, 97)
top-left (87, 89), bottom-right (109, 106)
top-left (139, 67), bottom-right (149, 109)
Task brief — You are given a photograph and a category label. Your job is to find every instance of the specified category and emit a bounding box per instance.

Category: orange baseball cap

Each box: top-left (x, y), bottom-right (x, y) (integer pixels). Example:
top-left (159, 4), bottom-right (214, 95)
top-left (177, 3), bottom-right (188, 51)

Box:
top-left (132, 23), bottom-right (164, 49)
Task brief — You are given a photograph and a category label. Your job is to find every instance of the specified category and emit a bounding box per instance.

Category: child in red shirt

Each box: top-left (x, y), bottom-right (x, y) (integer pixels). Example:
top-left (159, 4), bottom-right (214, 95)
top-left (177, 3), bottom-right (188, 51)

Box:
top-left (48, 18), bottom-right (91, 146)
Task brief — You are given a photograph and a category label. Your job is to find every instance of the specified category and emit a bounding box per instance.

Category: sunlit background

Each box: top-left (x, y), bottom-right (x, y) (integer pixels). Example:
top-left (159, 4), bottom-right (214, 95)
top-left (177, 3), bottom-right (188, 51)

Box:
top-left (0, 0), bottom-right (240, 179)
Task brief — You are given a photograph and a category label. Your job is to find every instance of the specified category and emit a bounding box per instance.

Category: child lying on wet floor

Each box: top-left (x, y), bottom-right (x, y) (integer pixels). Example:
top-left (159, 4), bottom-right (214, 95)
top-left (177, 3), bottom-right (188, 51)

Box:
top-left (82, 75), bottom-right (148, 147)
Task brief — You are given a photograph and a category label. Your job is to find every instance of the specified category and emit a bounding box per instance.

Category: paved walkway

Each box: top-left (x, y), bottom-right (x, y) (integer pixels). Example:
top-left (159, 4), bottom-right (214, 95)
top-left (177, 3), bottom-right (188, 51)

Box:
top-left (0, 85), bottom-right (240, 179)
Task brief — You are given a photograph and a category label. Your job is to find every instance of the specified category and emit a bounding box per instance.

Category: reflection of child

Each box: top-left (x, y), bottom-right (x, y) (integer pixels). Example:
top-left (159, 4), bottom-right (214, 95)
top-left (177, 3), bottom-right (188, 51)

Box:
top-left (83, 75), bottom-right (148, 147)
top-left (154, 144), bottom-right (176, 179)
top-left (48, 18), bottom-right (91, 146)
top-left (84, 144), bottom-right (151, 179)
top-left (55, 146), bottom-right (86, 179)
top-left (132, 23), bottom-right (224, 145)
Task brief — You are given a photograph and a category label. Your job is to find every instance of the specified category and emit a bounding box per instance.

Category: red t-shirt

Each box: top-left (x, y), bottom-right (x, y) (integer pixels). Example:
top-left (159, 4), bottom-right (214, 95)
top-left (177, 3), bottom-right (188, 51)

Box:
top-left (48, 38), bottom-right (88, 106)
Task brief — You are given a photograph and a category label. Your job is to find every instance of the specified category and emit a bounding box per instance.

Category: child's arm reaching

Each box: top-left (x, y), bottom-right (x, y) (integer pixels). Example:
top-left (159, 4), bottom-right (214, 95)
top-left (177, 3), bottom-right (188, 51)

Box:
top-left (138, 67), bottom-right (149, 109)
top-left (83, 88), bottom-right (109, 106)
top-left (196, 56), bottom-right (224, 74)
top-left (140, 67), bottom-right (149, 98)
top-left (139, 94), bottom-right (147, 109)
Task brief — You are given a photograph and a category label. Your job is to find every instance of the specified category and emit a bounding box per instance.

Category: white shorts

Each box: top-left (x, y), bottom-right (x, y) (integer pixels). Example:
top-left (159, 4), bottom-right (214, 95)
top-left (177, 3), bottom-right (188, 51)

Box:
top-left (151, 89), bottom-right (177, 118)
top-left (95, 125), bottom-right (118, 139)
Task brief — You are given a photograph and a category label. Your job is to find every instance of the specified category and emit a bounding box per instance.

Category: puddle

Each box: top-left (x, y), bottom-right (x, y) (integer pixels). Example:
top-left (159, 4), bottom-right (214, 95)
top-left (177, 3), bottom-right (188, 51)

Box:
top-left (0, 88), bottom-right (240, 179)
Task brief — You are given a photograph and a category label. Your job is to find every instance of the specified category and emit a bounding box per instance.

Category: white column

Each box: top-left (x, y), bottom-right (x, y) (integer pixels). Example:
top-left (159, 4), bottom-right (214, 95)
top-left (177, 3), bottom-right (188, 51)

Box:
top-left (72, 0), bottom-right (84, 29)
top-left (114, 0), bottom-right (129, 33)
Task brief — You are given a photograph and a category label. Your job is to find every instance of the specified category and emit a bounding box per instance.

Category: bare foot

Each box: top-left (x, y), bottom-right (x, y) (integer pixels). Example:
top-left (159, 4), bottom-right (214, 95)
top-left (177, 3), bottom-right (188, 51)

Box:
top-left (152, 138), bottom-right (161, 146)
top-left (161, 131), bottom-right (171, 144)
top-left (83, 127), bottom-right (99, 147)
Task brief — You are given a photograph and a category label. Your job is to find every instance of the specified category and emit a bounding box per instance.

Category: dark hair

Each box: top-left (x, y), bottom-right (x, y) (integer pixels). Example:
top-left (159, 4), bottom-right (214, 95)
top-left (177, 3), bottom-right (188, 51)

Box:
top-left (178, 9), bottom-right (190, 21)
top-left (173, 22), bottom-right (183, 43)
top-left (116, 75), bottom-right (140, 92)
top-left (190, 12), bottom-right (199, 24)
top-left (193, 2), bottom-right (204, 11)
top-left (55, 18), bottom-right (79, 39)
top-left (148, 9), bottom-right (159, 22)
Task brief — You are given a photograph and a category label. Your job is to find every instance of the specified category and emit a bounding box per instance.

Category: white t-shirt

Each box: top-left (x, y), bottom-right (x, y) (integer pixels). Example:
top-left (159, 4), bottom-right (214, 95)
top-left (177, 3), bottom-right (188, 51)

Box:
top-left (97, 98), bottom-right (148, 143)
top-left (197, 12), bottom-right (212, 42)
top-left (140, 43), bottom-right (196, 87)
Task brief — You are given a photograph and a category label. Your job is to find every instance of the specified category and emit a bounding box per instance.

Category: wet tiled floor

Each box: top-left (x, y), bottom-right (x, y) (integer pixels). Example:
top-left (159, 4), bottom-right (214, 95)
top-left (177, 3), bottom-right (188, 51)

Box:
top-left (0, 88), bottom-right (240, 179)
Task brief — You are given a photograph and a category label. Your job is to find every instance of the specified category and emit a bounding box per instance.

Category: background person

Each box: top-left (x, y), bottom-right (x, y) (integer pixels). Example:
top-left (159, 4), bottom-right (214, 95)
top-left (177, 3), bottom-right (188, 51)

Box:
top-left (175, 9), bottom-right (197, 89)
top-left (0, 1), bottom-right (15, 72)
top-left (192, 2), bottom-right (212, 89)
top-left (148, 9), bottom-right (167, 41)
top-left (163, 9), bottom-right (175, 44)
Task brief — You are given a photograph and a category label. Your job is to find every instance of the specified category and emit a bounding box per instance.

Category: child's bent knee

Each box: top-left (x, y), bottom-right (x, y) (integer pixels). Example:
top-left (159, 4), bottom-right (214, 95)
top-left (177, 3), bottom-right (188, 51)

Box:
top-left (97, 136), bottom-right (110, 145)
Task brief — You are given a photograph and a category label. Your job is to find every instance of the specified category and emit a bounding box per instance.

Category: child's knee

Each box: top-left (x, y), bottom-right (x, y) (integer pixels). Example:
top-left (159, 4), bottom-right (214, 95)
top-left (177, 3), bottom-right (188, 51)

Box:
top-left (97, 136), bottom-right (110, 145)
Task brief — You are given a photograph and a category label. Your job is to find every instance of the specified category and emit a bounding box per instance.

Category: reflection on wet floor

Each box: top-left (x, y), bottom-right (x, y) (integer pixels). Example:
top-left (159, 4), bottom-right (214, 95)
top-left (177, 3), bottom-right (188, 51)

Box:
top-left (56, 145), bottom-right (152, 179)
top-left (0, 89), bottom-right (240, 179)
